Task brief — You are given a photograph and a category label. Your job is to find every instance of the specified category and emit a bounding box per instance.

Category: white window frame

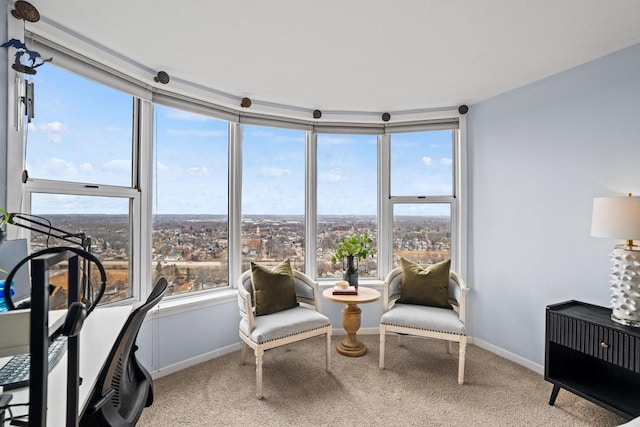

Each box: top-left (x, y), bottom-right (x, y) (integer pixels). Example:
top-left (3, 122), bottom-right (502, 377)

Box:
top-left (383, 123), bottom-right (466, 277)
top-left (22, 181), bottom-right (142, 305)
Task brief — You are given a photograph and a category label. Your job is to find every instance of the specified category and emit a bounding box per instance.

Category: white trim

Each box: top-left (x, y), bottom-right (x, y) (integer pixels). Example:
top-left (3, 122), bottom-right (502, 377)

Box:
top-left (305, 131), bottom-right (318, 278)
top-left (378, 134), bottom-right (392, 278)
top-left (148, 288), bottom-right (237, 318)
top-left (228, 122), bottom-right (242, 287)
top-left (149, 342), bottom-right (243, 380)
top-left (472, 337), bottom-right (544, 375)
top-left (457, 115), bottom-right (468, 280)
top-left (138, 99), bottom-right (154, 296)
top-left (331, 326), bottom-right (380, 336)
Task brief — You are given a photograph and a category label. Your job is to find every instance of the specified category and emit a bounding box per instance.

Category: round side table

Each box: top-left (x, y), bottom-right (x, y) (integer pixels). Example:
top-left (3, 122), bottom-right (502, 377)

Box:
top-left (322, 286), bottom-right (381, 357)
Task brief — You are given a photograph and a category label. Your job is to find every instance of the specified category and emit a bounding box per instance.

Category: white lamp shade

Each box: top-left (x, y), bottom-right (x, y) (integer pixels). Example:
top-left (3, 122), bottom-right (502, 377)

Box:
top-left (591, 196), bottom-right (640, 240)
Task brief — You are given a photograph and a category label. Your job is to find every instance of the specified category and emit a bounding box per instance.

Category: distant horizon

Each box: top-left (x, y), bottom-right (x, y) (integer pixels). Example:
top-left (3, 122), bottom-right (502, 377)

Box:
top-left (33, 213), bottom-right (450, 219)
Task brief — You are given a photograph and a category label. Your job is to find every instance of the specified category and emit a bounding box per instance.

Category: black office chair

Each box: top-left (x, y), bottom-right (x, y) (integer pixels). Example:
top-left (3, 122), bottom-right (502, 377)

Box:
top-left (80, 277), bottom-right (168, 427)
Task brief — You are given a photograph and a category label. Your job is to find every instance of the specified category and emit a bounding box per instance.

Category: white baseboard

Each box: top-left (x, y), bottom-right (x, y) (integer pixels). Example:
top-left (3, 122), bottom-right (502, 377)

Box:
top-left (332, 327), bottom-right (379, 335)
top-left (149, 333), bottom-right (543, 379)
top-left (150, 342), bottom-right (243, 380)
top-left (361, 329), bottom-right (544, 375)
top-left (472, 337), bottom-right (544, 375)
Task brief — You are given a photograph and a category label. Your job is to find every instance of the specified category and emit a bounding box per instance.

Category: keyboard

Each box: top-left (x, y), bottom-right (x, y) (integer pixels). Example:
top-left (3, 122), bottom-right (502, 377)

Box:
top-left (0, 336), bottom-right (67, 391)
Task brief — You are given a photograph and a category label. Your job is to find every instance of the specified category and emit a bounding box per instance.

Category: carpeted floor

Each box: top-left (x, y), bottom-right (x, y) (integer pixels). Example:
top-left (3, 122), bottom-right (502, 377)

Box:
top-left (138, 335), bottom-right (628, 426)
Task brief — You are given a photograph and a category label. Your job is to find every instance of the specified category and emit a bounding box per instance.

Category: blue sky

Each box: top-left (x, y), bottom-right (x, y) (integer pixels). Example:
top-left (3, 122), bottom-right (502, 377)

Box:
top-left (25, 64), bottom-right (453, 216)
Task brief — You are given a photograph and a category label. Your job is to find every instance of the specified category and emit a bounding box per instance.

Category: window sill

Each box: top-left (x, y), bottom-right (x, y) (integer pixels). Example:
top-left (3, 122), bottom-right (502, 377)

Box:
top-left (151, 288), bottom-right (238, 318)
top-left (143, 279), bottom-right (385, 319)
top-left (318, 278), bottom-right (385, 289)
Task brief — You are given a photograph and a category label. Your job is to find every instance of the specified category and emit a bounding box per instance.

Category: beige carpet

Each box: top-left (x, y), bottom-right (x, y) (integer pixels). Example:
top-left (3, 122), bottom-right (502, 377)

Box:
top-left (138, 335), bottom-right (628, 426)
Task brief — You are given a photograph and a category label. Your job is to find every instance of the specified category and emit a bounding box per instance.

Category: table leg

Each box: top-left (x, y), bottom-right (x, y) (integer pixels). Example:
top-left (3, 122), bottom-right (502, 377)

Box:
top-left (336, 303), bottom-right (367, 357)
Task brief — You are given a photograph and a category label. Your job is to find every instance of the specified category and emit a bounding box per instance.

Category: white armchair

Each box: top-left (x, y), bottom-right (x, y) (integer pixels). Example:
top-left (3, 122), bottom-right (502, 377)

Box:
top-left (379, 267), bottom-right (467, 384)
top-left (238, 269), bottom-right (332, 398)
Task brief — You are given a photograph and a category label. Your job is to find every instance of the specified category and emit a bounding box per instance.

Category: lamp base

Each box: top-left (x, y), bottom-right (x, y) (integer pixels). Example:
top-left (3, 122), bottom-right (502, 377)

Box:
top-left (609, 248), bottom-right (640, 326)
top-left (611, 313), bottom-right (640, 327)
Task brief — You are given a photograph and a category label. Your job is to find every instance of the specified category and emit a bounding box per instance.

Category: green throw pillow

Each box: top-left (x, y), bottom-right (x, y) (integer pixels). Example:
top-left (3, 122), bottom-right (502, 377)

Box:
top-left (251, 259), bottom-right (298, 316)
top-left (398, 258), bottom-right (452, 309)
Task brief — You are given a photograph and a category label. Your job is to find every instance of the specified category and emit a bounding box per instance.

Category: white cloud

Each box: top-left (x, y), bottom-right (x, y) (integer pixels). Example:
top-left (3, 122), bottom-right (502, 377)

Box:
top-left (31, 121), bottom-right (70, 143)
top-left (441, 158), bottom-right (453, 166)
top-left (79, 162), bottom-right (94, 174)
top-left (319, 170), bottom-right (342, 182)
top-left (102, 159), bottom-right (130, 173)
top-left (186, 166), bottom-right (210, 176)
top-left (259, 167), bottom-right (291, 177)
top-left (156, 162), bottom-right (169, 172)
top-left (422, 156), bottom-right (433, 166)
top-left (39, 157), bottom-right (78, 177)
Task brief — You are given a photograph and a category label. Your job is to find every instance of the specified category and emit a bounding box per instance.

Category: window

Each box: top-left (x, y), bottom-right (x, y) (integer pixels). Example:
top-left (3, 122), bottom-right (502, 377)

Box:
top-left (20, 63), bottom-right (139, 307)
top-left (241, 125), bottom-right (305, 273)
top-left (28, 194), bottom-right (133, 308)
top-left (316, 133), bottom-right (378, 279)
top-left (153, 105), bottom-right (229, 296)
top-left (389, 130), bottom-right (456, 268)
top-left (26, 65), bottom-right (133, 187)
top-left (393, 203), bottom-right (451, 267)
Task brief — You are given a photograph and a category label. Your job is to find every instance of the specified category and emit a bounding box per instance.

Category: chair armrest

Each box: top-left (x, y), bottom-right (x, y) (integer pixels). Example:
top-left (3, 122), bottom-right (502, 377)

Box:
top-left (382, 267), bottom-right (403, 312)
top-left (238, 275), bottom-right (255, 333)
top-left (449, 271), bottom-right (467, 324)
top-left (292, 270), bottom-right (322, 311)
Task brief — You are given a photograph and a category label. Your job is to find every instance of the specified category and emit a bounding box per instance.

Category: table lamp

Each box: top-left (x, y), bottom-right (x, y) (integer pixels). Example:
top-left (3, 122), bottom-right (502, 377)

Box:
top-left (591, 193), bottom-right (640, 327)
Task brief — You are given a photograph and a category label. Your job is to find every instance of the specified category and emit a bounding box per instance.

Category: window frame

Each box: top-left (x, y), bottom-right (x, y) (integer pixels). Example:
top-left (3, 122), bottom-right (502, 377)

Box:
top-left (22, 178), bottom-right (142, 305)
top-left (150, 103), bottom-right (233, 298)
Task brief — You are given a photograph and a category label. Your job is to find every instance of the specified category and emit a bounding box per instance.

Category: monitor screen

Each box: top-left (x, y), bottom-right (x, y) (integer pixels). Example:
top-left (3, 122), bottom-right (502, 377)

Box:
top-left (0, 238), bottom-right (31, 305)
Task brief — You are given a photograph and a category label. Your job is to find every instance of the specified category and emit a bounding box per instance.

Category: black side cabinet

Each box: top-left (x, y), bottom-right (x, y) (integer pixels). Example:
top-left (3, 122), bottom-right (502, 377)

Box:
top-left (545, 300), bottom-right (640, 420)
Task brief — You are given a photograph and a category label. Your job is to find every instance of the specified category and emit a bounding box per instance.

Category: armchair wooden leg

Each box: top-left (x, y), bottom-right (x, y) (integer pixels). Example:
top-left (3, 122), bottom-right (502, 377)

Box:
top-left (240, 341), bottom-right (247, 365)
top-left (255, 347), bottom-right (264, 399)
top-left (326, 330), bottom-right (332, 372)
top-left (458, 338), bottom-right (467, 385)
top-left (379, 328), bottom-right (386, 369)
top-left (447, 341), bottom-right (454, 354)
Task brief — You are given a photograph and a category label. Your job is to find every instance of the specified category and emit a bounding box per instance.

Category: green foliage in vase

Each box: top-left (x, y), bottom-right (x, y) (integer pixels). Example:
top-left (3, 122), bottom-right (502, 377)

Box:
top-left (330, 233), bottom-right (376, 264)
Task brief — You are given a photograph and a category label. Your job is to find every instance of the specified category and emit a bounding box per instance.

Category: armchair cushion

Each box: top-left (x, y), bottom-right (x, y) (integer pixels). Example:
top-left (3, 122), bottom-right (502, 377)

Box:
top-left (251, 259), bottom-right (298, 316)
top-left (240, 306), bottom-right (331, 344)
top-left (381, 303), bottom-right (465, 335)
top-left (399, 258), bottom-right (452, 309)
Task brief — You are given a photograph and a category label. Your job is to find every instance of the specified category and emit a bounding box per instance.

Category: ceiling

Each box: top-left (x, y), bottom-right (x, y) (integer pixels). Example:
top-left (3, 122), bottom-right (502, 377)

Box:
top-left (17, 0), bottom-right (640, 117)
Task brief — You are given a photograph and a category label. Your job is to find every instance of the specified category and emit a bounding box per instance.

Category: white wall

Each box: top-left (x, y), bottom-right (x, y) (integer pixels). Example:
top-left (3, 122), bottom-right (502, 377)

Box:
top-left (467, 43), bottom-right (640, 367)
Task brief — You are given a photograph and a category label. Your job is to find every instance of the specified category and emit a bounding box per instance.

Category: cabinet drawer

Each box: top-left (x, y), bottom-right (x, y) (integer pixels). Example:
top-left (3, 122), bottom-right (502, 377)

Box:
top-left (548, 311), bottom-right (640, 373)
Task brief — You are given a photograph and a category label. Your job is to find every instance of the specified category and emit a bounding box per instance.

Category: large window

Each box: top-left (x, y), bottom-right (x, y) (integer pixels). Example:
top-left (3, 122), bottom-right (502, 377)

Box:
top-left (390, 130), bottom-right (455, 267)
top-left (241, 125), bottom-right (305, 272)
top-left (316, 133), bottom-right (378, 279)
top-left (9, 40), bottom-right (464, 307)
top-left (152, 105), bottom-right (229, 296)
top-left (22, 63), bottom-right (138, 307)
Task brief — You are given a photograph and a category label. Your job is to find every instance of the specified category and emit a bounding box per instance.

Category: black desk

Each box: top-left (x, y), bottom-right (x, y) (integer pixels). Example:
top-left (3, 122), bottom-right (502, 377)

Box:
top-left (545, 300), bottom-right (640, 420)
